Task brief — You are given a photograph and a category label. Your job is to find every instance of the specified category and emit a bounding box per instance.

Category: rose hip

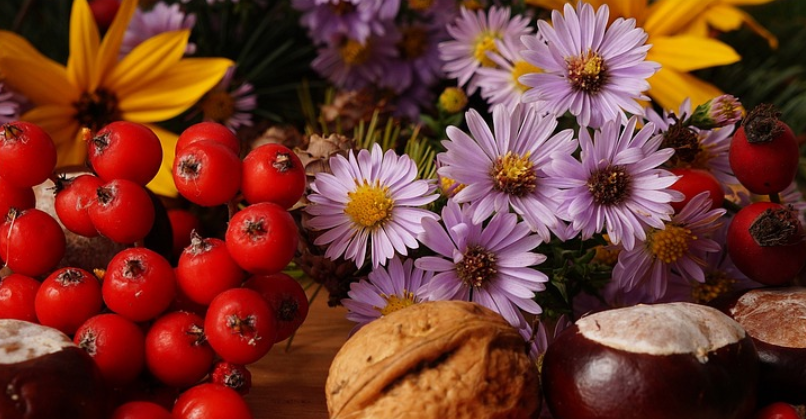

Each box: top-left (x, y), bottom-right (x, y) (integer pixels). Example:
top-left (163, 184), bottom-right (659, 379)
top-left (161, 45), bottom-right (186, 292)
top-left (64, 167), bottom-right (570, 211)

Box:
top-left (0, 121), bottom-right (57, 188)
top-left (54, 174), bottom-right (103, 237)
top-left (0, 208), bottom-right (66, 276)
top-left (89, 121), bottom-right (163, 185)
top-left (88, 179), bottom-right (156, 244)
top-left (75, 313), bottom-right (146, 387)
top-left (145, 311), bottom-right (215, 388)
top-left (176, 233), bottom-right (245, 305)
top-left (173, 140), bottom-right (242, 207)
top-left (35, 268), bottom-right (103, 335)
top-left (225, 202), bottom-right (298, 275)
top-left (0, 273), bottom-right (40, 322)
top-left (244, 272), bottom-right (309, 343)
top-left (103, 247), bottom-right (177, 322)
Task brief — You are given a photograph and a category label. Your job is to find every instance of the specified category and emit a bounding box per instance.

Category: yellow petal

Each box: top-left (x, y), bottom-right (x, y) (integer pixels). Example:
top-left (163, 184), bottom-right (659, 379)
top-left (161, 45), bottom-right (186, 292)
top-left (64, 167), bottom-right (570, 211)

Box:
top-left (106, 30), bottom-right (190, 97)
top-left (647, 68), bottom-right (725, 111)
top-left (118, 57), bottom-right (233, 122)
top-left (648, 36), bottom-right (739, 72)
top-left (705, 6), bottom-right (778, 49)
top-left (523, 0), bottom-right (573, 10)
top-left (719, 0), bottom-right (775, 5)
top-left (0, 55), bottom-right (78, 105)
top-left (600, 0), bottom-right (648, 24)
top-left (644, 0), bottom-right (714, 37)
top-left (20, 106), bottom-right (84, 167)
top-left (143, 124), bottom-right (178, 197)
top-left (95, 0), bottom-right (138, 88)
top-left (66, 0), bottom-right (100, 91)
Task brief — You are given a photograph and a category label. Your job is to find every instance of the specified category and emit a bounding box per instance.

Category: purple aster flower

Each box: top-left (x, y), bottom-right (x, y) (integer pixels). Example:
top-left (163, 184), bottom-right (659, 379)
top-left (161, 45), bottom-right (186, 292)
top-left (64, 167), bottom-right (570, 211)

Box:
top-left (438, 104), bottom-right (576, 242)
top-left (391, 78), bottom-right (436, 121)
top-left (342, 256), bottom-right (432, 331)
top-left (475, 37), bottom-right (545, 112)
top-left (545, 117), bottom-right (682, 251)
top-left (306, 143), bottom-right (439, 268)
top-left (645, 98), bottom-right (739, 195)
top-left (121, 2), bottom-right (197, 57)
top-left (612, 192), bottom-right (727, 299)
top-left (0, 83), bottom-right (20, 124)
top-left (311, 27), bottom-right (402, 91)
top-left (396, 20), bottom-right (448, 88)
top-left (293, 0), bottom-right (399, 45)
top-left (520, 3), bottom-right (659, 128)
top-left (414, 199), bottom-right (548, 327)
top-left (439, 6), bottom-right (532, 94)
top-left (195, 66), bottom-right (256, 131)
top-left (407, 0), bottom-right (459, 26)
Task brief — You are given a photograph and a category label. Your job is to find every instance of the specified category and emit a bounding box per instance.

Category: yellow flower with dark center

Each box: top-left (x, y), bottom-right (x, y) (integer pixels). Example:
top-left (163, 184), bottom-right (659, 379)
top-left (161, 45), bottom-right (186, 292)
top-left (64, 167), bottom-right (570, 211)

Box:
top-left (0, 0), bottom-right (233, 196)
top-left (525, 0), bottom-right (775, 109)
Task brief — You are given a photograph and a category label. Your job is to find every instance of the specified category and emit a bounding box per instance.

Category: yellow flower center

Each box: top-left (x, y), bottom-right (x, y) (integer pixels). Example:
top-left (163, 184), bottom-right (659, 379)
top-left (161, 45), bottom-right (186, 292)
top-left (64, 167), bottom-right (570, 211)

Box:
top-left (331, 1), bottom-right (356, 15)
top-left (462, 0), bottom-right (485, 10)
top-left (438, 87), bottom-right (468, 113)
top-left (691, 271), bottom-right (736, 304)
top-left (587, 165), bottom-right (630, 205)
top-left (456, 245), bottom-right (497, 288)
top-left (473, 33), bottom-right (499, 68)
top-left (377, 291), bottom-right (417, 316)
top-left (512, 60), bottom-right (541, 92)
top-left (439, 175), bottom-right (466, 197)
top-left (407, 0), bottom-right (433, 11)
top-left (344, 181), bottom-right (394, 229)
top-left (340, 39), bottom-right (371, 66)
top-left (399, 27), bottom-right (429, 60)
top-left (648, 225), bottom-right (696, 264)
top-left (74, 88), bottom-right (121, 132)
top-left (566, 50), bottom-right (607, 93)
top-left (199, 90), bottom-right (235, 123)
top-left (491, 151), bottom-right (536, 197)
top-left (593, 245), bottom-right (620, 266)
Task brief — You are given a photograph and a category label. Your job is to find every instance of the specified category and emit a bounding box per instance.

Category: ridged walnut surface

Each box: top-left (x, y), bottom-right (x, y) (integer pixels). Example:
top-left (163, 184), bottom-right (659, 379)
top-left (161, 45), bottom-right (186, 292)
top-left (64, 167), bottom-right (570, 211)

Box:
top-left (326, 300), bottom-right (540, 419)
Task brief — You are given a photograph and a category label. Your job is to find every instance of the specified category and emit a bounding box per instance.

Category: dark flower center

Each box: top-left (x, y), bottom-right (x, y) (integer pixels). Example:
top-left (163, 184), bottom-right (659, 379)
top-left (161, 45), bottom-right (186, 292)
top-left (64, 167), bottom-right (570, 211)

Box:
top-left (490, 151), bottom-right (537, 197)
top-left (661, 119), bottom-right (701, 167)
top-left (74, 88), bottom-right (121, 133)
top-left (566, 50), bottom-right (607, 94)
top-left (587, 165), bottom-right (631, 205)
top-left (456, 245), bottom-right (497, 288)
top-left (200, 90), bottom-right (236, 123)
top-left (399, 27), bottom-right (429, 61)
top-left (331, 1), bottom-right (356, 15)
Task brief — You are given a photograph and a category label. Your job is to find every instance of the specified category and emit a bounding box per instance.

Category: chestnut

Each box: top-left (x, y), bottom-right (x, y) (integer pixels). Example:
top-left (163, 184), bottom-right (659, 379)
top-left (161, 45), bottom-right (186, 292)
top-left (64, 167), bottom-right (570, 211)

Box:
top-left (0, 319), bottom-right (106, 419)
top-left (542, 302), bottom-right (758, 419)
top-left (718, 286), bottom-right (806, 405)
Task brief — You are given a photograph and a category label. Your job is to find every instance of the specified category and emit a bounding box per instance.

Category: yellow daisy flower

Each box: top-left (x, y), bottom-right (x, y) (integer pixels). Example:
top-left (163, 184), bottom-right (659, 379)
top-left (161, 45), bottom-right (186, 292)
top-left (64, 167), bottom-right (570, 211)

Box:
top-left (525, 0), bottom-right (775, 110)
top-left (0, 0), bottom-right (233, 196)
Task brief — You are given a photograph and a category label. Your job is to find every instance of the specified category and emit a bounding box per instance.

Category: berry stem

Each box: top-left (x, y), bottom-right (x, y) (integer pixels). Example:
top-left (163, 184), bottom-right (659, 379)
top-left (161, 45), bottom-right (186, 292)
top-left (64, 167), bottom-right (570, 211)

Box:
top-left (722, 199), bottom-right (743, 214)
top-left (770, 193), bottom-right (782, 204)
top-left (227, 197), bottom-right (241, 221)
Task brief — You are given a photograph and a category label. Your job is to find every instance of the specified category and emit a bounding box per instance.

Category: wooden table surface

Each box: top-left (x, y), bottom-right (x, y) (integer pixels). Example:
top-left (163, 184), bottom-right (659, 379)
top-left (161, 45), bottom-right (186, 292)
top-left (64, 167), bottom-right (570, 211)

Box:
top-left (247, 293), bottom-right (354, 419)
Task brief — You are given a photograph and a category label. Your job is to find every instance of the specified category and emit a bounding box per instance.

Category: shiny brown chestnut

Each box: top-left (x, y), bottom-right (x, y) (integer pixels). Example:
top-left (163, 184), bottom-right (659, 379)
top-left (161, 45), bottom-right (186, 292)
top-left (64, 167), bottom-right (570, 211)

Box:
top-left (0, 319), bottom-right (106, 419)
top-left (542, 302), bottom-right (758, 419)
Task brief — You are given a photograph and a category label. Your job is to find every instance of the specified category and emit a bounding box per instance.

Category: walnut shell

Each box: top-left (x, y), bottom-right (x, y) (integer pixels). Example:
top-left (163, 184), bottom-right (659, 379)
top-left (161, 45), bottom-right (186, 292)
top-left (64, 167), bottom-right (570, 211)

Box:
top-left (326, 301), bottom-right (540, 419)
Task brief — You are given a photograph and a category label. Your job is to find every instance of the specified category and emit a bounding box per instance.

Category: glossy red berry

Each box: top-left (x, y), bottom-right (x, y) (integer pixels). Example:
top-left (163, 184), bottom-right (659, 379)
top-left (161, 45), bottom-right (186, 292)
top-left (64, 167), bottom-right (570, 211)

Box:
top-left (241, 143), bottom-right (306, 209)
top-left (173, 140), bottom-right (242, 207)
top-left (173, 383), bottom-right (253, 419)
top-left (209, 361), bottom-right (252, 395)
top-left (727, 202), bottom-right (806, 285)
top-left (176, 233), bottom-right (245, 306)
top-left (668, 168), bottom-right (724, 213)
top-left (35, 268), bottom-right (103, 335)
top-left (89, 121), bottom-right (163, 185)
top-left (0, 121), bottom-right (57, 188)
top-left (0, 177), bottom-right (35, 216)
top-left (730, 104), bottom-right (799, 195)
top-left (244, 272), bottom-right (309, 343)
top-left (753, 402), bottom-right (800, 419)
top-left (103, 247), bottom-right (177, 322)
top-left (75, 313), bottom-right (146, 386)
top-left (54, 174), bottom-right (103, 237)
top-left (177, 121), bottom-right (240, 155)
top-left (89, 0), bottom-right (120, 31)
top-left (0, 273), bottom-right (40, 322)
top-left (88, 179), bottom-right (156, 244)
top-left (0, 208), bottom-right (66, 276)
top-left (145, 311), bottom-right (215, 388)
top-left (167, 208), bottom-right (201, 259)
top-left (204, 288), bottom-right (276, 365)
top-left (111, 401), bottom-right (172, 419)
top-left (225, 202), bottom-right (298, 275)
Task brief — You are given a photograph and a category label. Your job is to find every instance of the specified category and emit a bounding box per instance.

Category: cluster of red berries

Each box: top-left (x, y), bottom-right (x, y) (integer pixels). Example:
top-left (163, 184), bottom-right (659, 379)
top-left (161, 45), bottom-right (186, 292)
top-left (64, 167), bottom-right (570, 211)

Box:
top-left (0, 120), bottom-right (309, 419)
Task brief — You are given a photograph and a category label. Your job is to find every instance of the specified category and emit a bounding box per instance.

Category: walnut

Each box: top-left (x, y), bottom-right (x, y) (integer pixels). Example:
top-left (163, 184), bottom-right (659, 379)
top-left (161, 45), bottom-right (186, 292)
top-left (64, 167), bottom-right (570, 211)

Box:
top-left (326, 301), bottom-right (540, 419)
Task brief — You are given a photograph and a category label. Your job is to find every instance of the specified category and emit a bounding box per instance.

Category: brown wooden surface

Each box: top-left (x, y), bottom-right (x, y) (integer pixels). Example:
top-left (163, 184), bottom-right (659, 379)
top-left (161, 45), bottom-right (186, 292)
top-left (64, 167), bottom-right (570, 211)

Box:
top-left (246, 293), bottom-right (354, 419)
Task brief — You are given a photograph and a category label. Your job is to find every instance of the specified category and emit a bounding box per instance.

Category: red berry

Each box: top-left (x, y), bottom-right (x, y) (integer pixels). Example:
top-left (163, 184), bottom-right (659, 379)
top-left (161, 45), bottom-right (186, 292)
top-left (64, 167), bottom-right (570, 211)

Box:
top-left (0, 273), bottom-right (40, 322)
top-left (173, 383), bottom-right (253, 419)
top-left (88, 179), bottom-right (156, 244)
top-left (244, 272), bottom-right (309, 343)
top-left (75, 313), bottom-right (146, 386)
top-left (204, 288), bottom-right (276, 364)
top-left (0, 208), bottom-right (66, 276)
top-left (111, 401), bottom-right (172, 419)
top-left (145, 311), bottom-right (215, 388)
top-left (35, 268), bottom-right (103, 335)
top-left (167, 208), bottom-right (201, 259)
top-left (727, 202), bottom-right (806, 285)
top-left (0, 121), bottom-right (57, 188)
top-left (177, 121), bottom-right (240, 155)
top-left (0, 177), bottom-right (35, 216)
top-left (754, 402), bottom-right (800, 419)
top-left (668, 168), bottom-right (725, 213)
top-left (89, 0), bottom-right (120, 31)
top-left (729, 104), bottom-right (799, 195)
top-left (225, 202), bottom-right (298, 275)
top-left (241, 143), bottom-right (306, 209)
top-left (89, 121), bottom-right (163, 185)
top-left (54, 174), bottom-right (104, 237)
top-left (176, 233), bottom-right (245, 306)
top-left (209, 361), bottom-right (252, 395)
top-left (173, 140), bottom-right (242, 207)
top-left (103, 247), bottom-right (177, 322)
